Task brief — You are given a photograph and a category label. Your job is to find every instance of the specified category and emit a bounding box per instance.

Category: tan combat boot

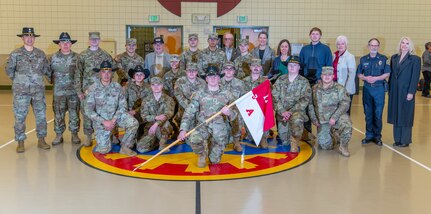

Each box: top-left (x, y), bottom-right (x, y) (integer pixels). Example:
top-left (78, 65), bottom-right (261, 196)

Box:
top-left (233, 141), bottom-right (243, 152)
top-left (197, 153), bottom-right (207, 168)
top-left (38, 138), bottom-right (51, 150)
top-left (158, 138), bottom-right (170, 153)
top-left (71, 133), bottom-right (81, 144)
top-left (16, 141), bottom-right (25, 153)
top-left (52, 133), bottom-right (64, 146)
top-left (338, 144), bottom-right (350, 157)
top-left (259, 137), bottom-right (268, 149)
top-left (83, 134), bottom-right (92, 147)
top-left (119, 146), bottom-right (137, 156)
top-left (290, 138), bottom-right (299, 153)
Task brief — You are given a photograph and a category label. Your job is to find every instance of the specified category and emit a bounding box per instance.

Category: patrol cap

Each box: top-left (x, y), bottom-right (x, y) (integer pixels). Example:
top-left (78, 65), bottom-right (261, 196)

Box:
top-left (205, 65), bottom-right (224, 78)
top-left (222, 61), bottom-right (235, 70)
top-left (250, 58), bottom-right (262, 67)
top-left (186, 62), bottom-right (198, 71)
top-left (321, 66), bottom-right (334, 75)
top-left (53, 32), bottom-right (77, 44)
top-left (128, 65), bottom-right (150, 79)
top-left (288, 56), bottom-right (300, 65)
top-left (238, 39), bottom-right (249, 46)
top-left (208, 33), bottom-right (218, 40)
top-left (126, 38), bottom-right (137, 45)
top-left (89, 32), bottom-right (100, 39)
top-left (170, 54), bottom-right (180, 62)
top-left (93, 60), bottom-right (118, 72)
top-left (153, 37), bottom-right (164, 44)
top-left (17, 27), bottom-right (40, 37)
top-left (189, 33), bottom-right (198, 40)
top-left (150, 76), bottom-right (163, 85)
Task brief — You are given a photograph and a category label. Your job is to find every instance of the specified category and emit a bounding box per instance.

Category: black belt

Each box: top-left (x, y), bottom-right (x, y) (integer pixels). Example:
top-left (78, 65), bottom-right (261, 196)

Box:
top-left (364, 82), bottom-right (384, 87)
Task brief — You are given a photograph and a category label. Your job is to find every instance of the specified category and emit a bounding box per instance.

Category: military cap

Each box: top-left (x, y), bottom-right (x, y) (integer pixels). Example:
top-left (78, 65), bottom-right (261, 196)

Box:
top-left (170, 54), bottom-right (180, 62)
top-left (238, 39), bottom-right (249, 46)
top-left (321, 66), bottom-right (334, 75)
top-left (153, 37), bottom-right (164, 44)
top-left (126, 38), bottom-right (137, 45)
top-left (53, 32), bottom-right (77, 44)
top-left (222, 61), bottom-right (235, 70)
top-left (205, 65), bottom-right (224, 78)
top-left (128, 65), bottom-right (150, 79)
top-left (288, 56), bottom-right (300, 65)
top-left (186, 62), bottom-right (198, 71)
top-left (150, 76), bottom-right (163, 85)
top-left (17, 27), bottom-right (40, 37)
top-left (208, 33), bottom-right (218, 40)
top-left (89, 32), bottom-right (100, 39)
top-left (93, 60), bottom-right (117, 72)
top-left (250, 58), bottom-right (262, 66)
top-left (189, 33), bottom-right (198, 40)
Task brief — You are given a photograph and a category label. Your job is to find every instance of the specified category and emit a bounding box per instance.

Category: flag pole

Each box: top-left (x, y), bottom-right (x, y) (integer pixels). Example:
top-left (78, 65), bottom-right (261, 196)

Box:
top-left (132, 101), bottom-right (237, 172)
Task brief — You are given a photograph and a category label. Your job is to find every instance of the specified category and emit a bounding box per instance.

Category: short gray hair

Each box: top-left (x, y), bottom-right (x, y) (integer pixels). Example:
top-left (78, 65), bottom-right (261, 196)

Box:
top-left (335, 35), bottom-right (349, 46)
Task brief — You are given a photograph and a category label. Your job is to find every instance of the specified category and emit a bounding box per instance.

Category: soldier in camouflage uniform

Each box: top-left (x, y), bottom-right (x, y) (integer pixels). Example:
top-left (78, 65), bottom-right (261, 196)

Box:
top-left (85, 61), bottom-right (138, 156)
top-left (220, 61), bottom-right (245, 152)
top-left (243, 58), bottom-right (271, 148)
top-left (6, 27), bottom-right (51, 153)
top-left (178, 66), bottom-right (238, 168)
top-left (308, 66), bottom-right (352, 157)
top-left (49, 32), bottom-right (81, 146)
top-left (233, 39), bottom-right (253, 79)
top-left (180, 34), bottom-right (201, 70)
top-left (174, 62), bottom-right (206, 130)
top-left (125, 65), bottom-right (151, 140)
top-left (198, 33), bottom-right (226, 77)
top-left (137, 77), bottom-right (175, 153)
top-left (114, 38), bottom-right (145, 85)
top-left (75, 32), bottom-right (115, 147)
top-left (272, 56), bottom-right (311, 152)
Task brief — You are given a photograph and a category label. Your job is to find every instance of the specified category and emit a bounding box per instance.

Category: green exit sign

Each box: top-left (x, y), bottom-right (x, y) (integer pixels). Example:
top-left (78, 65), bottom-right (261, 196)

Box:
top-left (237, 16), bottom-right (248, 23)
top-left (148, 15), bottom-right (160, 22)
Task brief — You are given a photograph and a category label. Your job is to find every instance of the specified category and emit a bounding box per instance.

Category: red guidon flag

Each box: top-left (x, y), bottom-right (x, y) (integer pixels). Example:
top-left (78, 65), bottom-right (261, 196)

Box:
top-left (235, 80), bottom-right (275, 146)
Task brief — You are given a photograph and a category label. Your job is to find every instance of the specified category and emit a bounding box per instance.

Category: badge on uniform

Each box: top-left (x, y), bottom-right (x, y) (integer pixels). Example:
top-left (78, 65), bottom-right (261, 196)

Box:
top-left (378, 60), bottom-right (382, 66)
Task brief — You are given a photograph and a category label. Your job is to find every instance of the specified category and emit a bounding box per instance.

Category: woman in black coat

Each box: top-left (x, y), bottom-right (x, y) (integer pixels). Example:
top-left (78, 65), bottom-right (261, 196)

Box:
top-left (387, 37), bottom-right (421, 147)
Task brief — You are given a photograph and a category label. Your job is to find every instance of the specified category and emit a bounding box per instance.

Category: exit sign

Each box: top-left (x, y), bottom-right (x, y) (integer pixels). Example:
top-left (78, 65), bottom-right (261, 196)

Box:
top-left (148, 15), bottom-right (160, 22)
top-left (237, 16), bottom-right (248, 23)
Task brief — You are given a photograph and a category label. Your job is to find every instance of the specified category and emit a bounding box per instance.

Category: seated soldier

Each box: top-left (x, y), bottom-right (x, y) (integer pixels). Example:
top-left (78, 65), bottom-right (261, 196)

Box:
top-left (272, 56), bottom-right (311, 152)
top-left (85, 61), bottom-right (139, 156)
top-left (137, 77), bottom-right (175, 153)
top-left (308, 66), bottom-right (352, 157)
top-left (178, 66), bottom-right (238, 168)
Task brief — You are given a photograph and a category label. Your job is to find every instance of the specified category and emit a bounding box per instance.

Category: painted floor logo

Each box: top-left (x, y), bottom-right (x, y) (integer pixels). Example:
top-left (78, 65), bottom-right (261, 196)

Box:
top-left (77, 139), bottom-right (314, 181)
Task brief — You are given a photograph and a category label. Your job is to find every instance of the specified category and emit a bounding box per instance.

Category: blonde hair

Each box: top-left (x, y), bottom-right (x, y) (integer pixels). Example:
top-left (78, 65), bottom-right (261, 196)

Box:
top-left (397, 36), bottom-right (415, 55)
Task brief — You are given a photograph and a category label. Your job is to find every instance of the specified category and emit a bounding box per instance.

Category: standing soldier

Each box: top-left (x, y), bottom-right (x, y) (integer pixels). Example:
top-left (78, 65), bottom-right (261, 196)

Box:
top-left (75, 32), bottom-right (115, 147)
top-left (233, 39), bottom-right (253, 79)
top-left (180, 34), bottom-right (201, 70)
top-left (85, 61), bottom-right (138, 156)
top-left (137, 77), bottom-right (175, 153)
top-left (220, 62), bottom-right (245, 152)
top-left (178, 66), bottom-right (238, 168)
top-left (272, 56), bottom-right (311, 152)
top-left (114, 38), bottom-right (145, 85)
top-left (49, 32), bottom-right (81, 145)
top-left (125, 65), bottom-right (151, 140)
top-left (308, 67), bottom-right (352, 157)
top-left (198, 33), bottom-right (226, 76)
top-left (6, 27), bottom-right (51, 153)
top-left (243, 58), bottom-right (270, 148)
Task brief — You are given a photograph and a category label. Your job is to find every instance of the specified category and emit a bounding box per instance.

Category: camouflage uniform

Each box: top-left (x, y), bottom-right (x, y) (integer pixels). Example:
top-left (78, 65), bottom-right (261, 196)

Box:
top-left (75, 47), bottom-right (114, 135)
top-left (6, 46), bottom-right (51, 141)
top-left (85, 79), bottom-right (138, 154)
top-left (174, 74), bottom-right (206, 127)
top-left (114, 52), bottom-right (144, 83)
top-left (198, 48), bottom-right (226, 77)
top-left (233, 53), bottom-right (253, 79)
top-left (180, 49), bottom-right (201, 70)
top-left (308, 81), bottom-right (352, 150)
top-left (272, 74), bottom-right (311, 145)
top-left (49, 50), bottom-right (80, 136)
top-left (137, 87), bottom-right (175, 153)
top-left (180, 87), bottom-right (238, 163)
top-left (163, 68), bottom-right (186, 98)
top-left (125, 80), bottom-right (151, 139)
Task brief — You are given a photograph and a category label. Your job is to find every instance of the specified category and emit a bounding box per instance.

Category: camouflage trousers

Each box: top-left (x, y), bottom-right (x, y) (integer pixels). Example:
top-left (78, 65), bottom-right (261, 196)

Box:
top-left (277, 112), bottom-right (305, 145)
top-left (317, 114), bottom-right (352, 150)
top-left (93, 113), bottom-right (138, 154)
top-left (229, 116), bottom-right (243, 143)
top-left (188, 121), bottom-right (229, 163)
top-left (52, 94), bottom-right (80, 134)
top-left (81, 96), bottom-right (93, 135)
top-left (245, 126), bottom-right (269, 145)
top-left (13, 91), bottom-right (47, 141)
top-left (136, 121), bottom-right (173, 153)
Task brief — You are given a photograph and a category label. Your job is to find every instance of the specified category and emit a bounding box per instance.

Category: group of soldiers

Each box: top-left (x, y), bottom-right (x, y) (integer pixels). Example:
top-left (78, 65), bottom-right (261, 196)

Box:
top-left (6, 27), bottom-right (353, 168)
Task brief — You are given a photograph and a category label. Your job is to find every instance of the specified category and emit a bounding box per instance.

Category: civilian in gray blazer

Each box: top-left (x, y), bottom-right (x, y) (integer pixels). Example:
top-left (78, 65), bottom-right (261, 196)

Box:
top-left (144, 37), bottom-right (171, 77)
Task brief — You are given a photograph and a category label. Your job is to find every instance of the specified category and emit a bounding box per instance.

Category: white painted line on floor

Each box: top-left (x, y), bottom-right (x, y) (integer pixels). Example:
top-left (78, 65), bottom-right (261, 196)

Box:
top-left (353, 126), bottom-right (431, 172)
top-left (0, 118), bottom-right (54, 150)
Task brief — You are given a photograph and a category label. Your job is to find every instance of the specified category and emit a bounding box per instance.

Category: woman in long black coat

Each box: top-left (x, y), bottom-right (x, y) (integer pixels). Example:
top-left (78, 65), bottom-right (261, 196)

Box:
top-left (387, 37), bottom-right (421, 147)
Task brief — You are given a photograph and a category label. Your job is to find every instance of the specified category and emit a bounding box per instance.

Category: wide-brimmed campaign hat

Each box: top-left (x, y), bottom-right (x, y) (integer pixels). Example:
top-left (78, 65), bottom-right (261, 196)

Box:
top-left (128, 65), bottom-right (150, 79)
top-left (92, 61), bottom-right (118, 72)
top-left (17, 27), bottom-right (40, 37)
top-left (53, 32), bottom-right (77, 44)
top-left (204, 65), bottom-right (224, 78)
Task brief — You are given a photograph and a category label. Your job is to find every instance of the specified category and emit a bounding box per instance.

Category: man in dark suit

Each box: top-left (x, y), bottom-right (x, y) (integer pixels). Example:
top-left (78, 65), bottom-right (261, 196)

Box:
top-left (222, 32), bottom-right (240, 62)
